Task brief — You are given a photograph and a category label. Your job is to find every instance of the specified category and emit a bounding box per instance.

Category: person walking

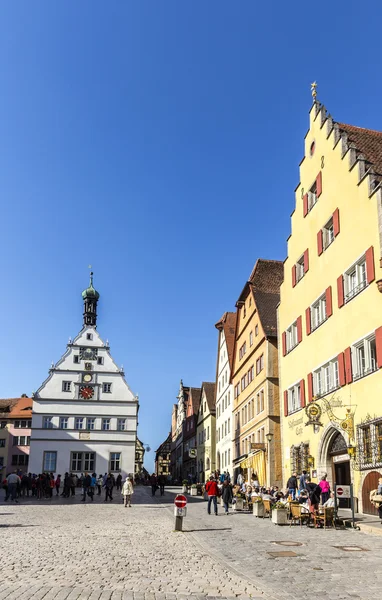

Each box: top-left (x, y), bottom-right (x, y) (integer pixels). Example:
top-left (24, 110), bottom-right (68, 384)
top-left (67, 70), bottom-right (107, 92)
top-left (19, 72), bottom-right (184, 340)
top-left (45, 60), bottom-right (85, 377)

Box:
top-left (221, 480), bottom-right (233, 515)
top-left (150, 473), bottom-right (157, 497)
top-left (97, 474), bottom-right (103, 495)
top-left (69, 473), bottom-right (76, 497)
top-left (82, 472), bottom-right (92, 502)
top-left (205, 475), bottom-right (219, 516)
top-left (299, 470), bottom-right (308, 492)
top-left (121, 476), bottom-right (134, 507)
top-left (319, 474), bottom-right (330, 505)
top-left (55, 474), bottom-right (61, 496)
top-left (104, 474), bottom-right (113, 502)
top-left (49, 474), bottom-right (55, 498)
top-left (5, 472), bottom-right (21, 502)
top-left (158, 474), bottom-right (165, 496)
top-left (116, 473), bottom-right (122, 491)
top-left (286, 472), bottom-right (298, 500)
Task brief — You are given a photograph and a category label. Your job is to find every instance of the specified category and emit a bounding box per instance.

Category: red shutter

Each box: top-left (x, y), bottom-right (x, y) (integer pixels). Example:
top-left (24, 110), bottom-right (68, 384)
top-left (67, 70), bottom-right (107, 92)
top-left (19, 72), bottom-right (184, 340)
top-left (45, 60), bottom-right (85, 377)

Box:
top-left (304, 249), bottom-right (309, 273)
top-left (316, 171), bottom-right (322, 197)
top-left (297, 316), bottom-right (302, 344)
top-left (282, 332), bottom-right (287, 356)
top-left (300, 379), bottom-right (306, 408)
top-left (326, 286), bottom-right (332, 318)
top-left (292, 265), bottom-right (297, 287)
top-left (376, 326), bottom-right (382, 368)
top-left (337, 275), bottom-right (344, 308)
top-left (366, 246), bottom-right (375, 284)
top-left (338, 352), bottom-right (346, 386)
top-left (344, 347), bottom-right (353, 384)
top-left (303, 194), bottom-right (308, 217)
top-left (307, 373), bottom-right (313, 402)
top-left (333, 208), bottom-right (340, 237)
top-left (305, 307), bottom-right (311, 335)
top-left (284, 390), bottom-right (288, 417)
top-left (317, 230), bottom-right (323, 256)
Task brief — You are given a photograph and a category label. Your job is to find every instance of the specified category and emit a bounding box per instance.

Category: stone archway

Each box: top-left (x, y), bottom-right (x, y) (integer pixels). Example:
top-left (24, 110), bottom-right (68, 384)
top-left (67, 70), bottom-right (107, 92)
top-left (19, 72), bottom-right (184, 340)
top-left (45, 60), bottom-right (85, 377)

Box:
top-left (317, 423), bottom-right (351, 483)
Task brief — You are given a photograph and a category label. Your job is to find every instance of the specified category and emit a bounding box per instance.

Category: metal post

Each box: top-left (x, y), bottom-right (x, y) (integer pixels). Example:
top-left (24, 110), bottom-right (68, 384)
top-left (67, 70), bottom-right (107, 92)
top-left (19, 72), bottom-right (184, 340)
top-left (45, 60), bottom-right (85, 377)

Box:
top-left (334, 482), bottom-right (338, 523)
top-left (174, 516), bottom-right (183, 531)
top-left (350, 483), bottom-right (355, 529)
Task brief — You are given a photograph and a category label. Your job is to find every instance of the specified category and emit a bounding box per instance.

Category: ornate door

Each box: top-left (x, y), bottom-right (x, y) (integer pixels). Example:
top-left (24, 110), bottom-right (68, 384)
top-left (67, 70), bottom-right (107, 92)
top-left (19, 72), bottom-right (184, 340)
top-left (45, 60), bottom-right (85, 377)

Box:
top-left (362, 471), bottom-right (382, 515)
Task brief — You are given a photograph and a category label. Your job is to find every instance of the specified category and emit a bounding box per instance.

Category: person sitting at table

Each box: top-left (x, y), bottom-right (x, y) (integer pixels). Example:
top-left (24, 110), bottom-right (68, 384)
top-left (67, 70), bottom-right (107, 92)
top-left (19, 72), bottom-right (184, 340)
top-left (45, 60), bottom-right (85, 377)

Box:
top-left (245, 485), bottom-right (253, 503)
top-left (323, 492), bottom-right (335, 508)
top-left (251, 486), bottom-right (261, 499)
top-left (298, 490), bottom-right (309, 504)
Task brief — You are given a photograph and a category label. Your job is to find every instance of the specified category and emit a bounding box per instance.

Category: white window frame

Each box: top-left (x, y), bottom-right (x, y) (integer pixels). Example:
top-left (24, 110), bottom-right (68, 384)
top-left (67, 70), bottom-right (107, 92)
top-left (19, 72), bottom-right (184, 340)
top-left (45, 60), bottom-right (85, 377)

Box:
top-left (308, 180), bottom-right (317, 211)
top-left (296, 256), bottom-right (305, 282)
top-left (102, 383), bottom-right (112, 393)
top-left (323, 217), bottom-right (334, 249)
top-left (75, 417), bottom-right (85, 430)
top-left (86, 418), bottom-right (96, 430)
top-left (43, 416), bottom-right (53, 429)
top-left (313, 357), bottom-right (340, 398)
top-left (351, 333), bottom-right (377, 381)
top-left (344, 253), bottom-right (367, 303)
top-left (59, 417), bottom-right (69, 430)
top-left (110, 452), bottom-right (121, 471)
top-left (287, 382), bottom-right (301, 414)
top-left (62, 381), bottom-right (71, 393)
top-left (286, 321), bottom-right (298, 352)
top-left (43, 451), bottom-right (57, 472)
top-left (102, 418), bottom-right (111, 431)
top-left (311, 293), bottom-right (327, 331)
top-left (117, 418), bottom-right (127, 431)
top-left (249, 331), bottom-right (253, 346)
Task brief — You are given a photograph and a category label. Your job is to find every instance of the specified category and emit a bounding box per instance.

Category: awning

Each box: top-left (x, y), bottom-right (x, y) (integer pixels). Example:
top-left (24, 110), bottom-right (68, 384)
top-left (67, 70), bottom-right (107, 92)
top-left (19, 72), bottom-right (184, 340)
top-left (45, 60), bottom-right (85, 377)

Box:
top-left (233, 453), bottom-right (248, 466)
top-left (239, 450), bottom-right (266, 486)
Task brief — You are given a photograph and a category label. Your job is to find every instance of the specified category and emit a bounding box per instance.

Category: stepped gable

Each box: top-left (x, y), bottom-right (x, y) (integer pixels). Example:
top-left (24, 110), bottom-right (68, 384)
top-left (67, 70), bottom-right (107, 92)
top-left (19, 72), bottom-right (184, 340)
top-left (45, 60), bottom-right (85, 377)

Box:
top-left (337, 123), bottom-right (382, 175)
top-left (189, 387), bottom-right (202, 414)
top-left (249, 259), bottom-right (284, 338)
top-left (214, 311), bottom-right (237, 372)
top-left (202, 382), bottom-right (216, 414)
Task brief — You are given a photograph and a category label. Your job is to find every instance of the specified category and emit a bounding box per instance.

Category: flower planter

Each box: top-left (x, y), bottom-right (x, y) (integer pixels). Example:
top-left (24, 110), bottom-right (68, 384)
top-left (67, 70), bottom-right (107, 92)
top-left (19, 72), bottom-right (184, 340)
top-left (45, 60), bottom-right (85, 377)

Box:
top-left (190, 487), bottom-right (198, 496)
top-left (271, 509), bottom-right (288, 525)
top-left (253, 502), bottom-right (265, 518)
top-left (182, 485), bottom-right (188, 494)
top-left (234, 497), bottom-right (244, 511)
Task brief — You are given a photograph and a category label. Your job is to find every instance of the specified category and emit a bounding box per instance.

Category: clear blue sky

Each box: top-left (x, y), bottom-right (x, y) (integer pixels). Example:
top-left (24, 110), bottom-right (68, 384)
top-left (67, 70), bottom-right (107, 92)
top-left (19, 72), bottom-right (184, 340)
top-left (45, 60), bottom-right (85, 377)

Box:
top-left (1, 2), bottom-right (381, 471)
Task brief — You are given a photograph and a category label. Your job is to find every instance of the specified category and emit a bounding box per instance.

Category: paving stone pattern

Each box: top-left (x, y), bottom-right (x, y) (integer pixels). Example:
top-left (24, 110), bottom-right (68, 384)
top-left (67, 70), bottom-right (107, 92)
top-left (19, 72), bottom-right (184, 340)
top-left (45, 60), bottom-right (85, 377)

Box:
top-left (1, 487), bottom-right (382, 600)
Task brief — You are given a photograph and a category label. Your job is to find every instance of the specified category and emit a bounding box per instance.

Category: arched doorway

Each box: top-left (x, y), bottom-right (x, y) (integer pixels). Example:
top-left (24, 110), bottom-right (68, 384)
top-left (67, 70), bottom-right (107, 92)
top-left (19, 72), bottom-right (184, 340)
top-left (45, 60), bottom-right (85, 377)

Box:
top-left (362, 471), bottom-right (382, 515)
top-left (329, 431), bottom-right (351, 508)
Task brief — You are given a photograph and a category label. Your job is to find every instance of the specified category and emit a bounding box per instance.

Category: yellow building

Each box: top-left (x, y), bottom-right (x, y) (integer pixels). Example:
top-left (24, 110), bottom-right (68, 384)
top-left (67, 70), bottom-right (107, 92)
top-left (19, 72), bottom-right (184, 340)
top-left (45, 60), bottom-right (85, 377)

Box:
top-left (196, 382), bottom-right (216, 482)
top-left (279, 97), bottom-right (382, 514)
top-left (232, 259), bottom-right (284, 488)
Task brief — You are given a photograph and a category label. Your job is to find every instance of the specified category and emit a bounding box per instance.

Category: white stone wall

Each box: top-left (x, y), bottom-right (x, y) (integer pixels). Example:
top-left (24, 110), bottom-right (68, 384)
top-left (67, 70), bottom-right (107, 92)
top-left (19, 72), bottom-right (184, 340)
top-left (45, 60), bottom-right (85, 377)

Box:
top-left (215, 329), bottom-right (233, 476)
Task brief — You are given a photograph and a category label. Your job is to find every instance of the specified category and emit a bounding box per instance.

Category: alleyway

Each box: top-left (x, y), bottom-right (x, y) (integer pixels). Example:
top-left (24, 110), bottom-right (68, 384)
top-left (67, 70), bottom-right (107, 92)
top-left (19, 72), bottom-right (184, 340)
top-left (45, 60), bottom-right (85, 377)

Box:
top-left (0, 487), bottom-right (381, 599)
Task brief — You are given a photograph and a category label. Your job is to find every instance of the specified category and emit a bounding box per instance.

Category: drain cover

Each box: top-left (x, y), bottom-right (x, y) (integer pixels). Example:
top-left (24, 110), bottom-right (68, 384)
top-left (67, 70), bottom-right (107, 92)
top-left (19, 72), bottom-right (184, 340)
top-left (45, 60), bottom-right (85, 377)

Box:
top-left (268, 551), bottom-right (298, 557)
top-left (271, 541), bottom-right (303, 547)
top-left (334, 546), bottom-right (369, 552)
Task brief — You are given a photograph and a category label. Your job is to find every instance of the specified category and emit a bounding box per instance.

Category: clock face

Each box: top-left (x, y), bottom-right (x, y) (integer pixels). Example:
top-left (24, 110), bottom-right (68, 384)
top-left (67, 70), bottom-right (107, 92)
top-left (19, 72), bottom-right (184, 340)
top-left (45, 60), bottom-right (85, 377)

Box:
top-left (83, 374), bottom-right (92, 383)
top-left (79, 386), bottom-right (94, 399)
top-left (80, 347), bottom-right (97, 361)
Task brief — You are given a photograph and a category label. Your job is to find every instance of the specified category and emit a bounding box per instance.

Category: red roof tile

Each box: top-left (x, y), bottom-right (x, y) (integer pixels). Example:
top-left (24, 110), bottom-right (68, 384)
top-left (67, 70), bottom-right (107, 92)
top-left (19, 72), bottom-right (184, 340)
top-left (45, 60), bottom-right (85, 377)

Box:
top-left (338, 123), bottom-right (382, 175)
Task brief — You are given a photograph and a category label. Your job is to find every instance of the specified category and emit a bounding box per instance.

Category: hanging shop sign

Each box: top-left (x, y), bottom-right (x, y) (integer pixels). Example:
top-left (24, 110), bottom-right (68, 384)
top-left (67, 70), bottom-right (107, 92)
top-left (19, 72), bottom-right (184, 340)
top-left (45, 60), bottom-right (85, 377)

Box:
top-left (305, 402), bottom-right (323, 428)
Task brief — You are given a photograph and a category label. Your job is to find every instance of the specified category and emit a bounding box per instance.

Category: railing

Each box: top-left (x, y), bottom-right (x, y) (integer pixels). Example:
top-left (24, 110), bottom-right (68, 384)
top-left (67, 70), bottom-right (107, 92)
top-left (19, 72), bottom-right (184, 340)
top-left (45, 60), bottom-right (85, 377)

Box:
top-left (345, 280), bottom-right (367, 302)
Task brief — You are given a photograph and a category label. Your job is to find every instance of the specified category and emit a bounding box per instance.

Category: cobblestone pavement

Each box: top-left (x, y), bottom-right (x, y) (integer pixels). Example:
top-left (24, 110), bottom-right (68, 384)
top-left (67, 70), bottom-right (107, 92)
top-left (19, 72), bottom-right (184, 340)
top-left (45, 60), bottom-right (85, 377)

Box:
top-left (1, 487), bottom-right (382, 600)
top-left (0, 487), bottom-right (260, 600)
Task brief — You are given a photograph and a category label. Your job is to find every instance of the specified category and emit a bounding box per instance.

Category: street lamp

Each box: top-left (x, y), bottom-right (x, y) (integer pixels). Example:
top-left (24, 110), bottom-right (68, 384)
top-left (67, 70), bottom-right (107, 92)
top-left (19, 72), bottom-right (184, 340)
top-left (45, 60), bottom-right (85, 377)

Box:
top-left (266, 432), bottom-right (274, 443)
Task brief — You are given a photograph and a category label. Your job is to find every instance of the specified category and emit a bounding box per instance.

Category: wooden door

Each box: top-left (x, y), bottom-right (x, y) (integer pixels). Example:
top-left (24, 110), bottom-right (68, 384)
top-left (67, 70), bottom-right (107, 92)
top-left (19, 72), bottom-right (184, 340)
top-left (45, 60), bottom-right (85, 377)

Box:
top-left (362, 471), bottom-right (382, 515)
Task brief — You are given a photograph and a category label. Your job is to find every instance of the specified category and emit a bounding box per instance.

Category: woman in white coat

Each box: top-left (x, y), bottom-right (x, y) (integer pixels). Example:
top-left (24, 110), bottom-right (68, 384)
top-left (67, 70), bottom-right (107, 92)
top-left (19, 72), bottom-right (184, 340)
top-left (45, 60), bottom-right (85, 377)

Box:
top-left (121, 477), bottom-right (134, 507)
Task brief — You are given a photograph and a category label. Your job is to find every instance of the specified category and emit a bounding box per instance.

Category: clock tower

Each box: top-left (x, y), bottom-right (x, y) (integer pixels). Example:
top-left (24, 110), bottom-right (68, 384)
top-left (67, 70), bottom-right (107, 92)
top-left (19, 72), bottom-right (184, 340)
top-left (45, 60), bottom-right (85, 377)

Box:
top-left (29, 274), bottom-right (139, 478)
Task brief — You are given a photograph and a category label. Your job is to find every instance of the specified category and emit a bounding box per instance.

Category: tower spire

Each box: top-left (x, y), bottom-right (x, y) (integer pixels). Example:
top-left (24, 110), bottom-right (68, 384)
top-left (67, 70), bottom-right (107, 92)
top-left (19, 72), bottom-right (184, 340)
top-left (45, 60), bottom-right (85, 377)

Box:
top-left (82, 268), bottom-right (100, 327)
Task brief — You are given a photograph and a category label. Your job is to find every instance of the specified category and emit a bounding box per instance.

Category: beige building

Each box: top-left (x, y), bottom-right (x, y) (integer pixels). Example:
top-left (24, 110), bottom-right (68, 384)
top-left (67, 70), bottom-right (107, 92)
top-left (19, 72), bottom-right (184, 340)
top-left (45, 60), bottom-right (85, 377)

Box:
top-left (232, 259), bottom-right (283, 487)
top-left (196, 382), bottom-right (216, 482)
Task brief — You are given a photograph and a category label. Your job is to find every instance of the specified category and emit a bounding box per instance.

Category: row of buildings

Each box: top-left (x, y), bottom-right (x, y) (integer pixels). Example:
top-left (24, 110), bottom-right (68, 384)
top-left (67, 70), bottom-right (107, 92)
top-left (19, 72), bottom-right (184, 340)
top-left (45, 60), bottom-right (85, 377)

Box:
top-left (0, 275), bottom-right (144, 480)
top-left (156, 96), bottom-right (382, 515)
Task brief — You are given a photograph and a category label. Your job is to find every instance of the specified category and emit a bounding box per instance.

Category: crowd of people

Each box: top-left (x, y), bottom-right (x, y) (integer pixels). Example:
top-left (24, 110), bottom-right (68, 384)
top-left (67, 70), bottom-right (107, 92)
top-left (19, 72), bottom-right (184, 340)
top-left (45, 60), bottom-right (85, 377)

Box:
top-left (203, 469), bottom-right (335, 516)
top-left (2, 470), bottom-right (134, 506)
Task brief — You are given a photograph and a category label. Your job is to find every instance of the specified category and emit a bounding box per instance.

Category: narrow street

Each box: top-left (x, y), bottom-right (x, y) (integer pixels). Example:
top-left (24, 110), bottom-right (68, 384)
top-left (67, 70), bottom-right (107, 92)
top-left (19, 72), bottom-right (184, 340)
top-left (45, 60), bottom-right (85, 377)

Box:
top-left (1, 487), bottom-right (382, 599)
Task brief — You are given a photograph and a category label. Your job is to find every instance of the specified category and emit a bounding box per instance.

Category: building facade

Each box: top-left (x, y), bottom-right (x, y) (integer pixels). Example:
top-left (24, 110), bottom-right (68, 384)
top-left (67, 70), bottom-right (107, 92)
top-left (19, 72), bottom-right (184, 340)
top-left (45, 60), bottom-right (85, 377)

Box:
top-left (134, 438), bottom-right (145, 478)
top-left (155, 432), bottom-right (171, 478)
top-left (279, 99), bottom-right (382, 514)
top-left (196, 382), bottom-right (216, 482)
top-left (29, 274), bottom-right (138, 477)
top-left (232, 259), bottom-right (283, 487)
top-left (214, 312), bottom-right (236, 476)
top-left (183, 386), bottom-right (201, 482)
top-left (0, 398), bottom-right (32, 476)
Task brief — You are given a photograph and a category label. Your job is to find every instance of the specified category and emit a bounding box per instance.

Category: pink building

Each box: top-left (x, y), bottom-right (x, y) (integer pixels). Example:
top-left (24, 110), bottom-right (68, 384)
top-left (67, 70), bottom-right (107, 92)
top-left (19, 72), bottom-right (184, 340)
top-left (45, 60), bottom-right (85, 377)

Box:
top-left (6, 397), bottom-right (32, 474)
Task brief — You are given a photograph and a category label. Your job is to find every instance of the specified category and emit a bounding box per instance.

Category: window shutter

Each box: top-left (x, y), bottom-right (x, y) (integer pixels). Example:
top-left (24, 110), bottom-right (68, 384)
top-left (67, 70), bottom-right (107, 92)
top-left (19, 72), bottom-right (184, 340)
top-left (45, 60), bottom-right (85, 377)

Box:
top-left (292, 265), bottom-right (296, 287)
top-left (376, 326), bottom-right (382, 369)
top-left (307, 373), bottom-right (313, 402)
top-left (333, 208), bottom-right (340, 237)
top-left (326, 286), bottom-right (333, 318)
top-left (282, 332), bottom-right (286, 356)
top-left (304, 249), bottom-right (309, 273)
top-left (337, 275), bottom-right (344, 308)
top-left (344, 347), bottom-right (353, 384)
top-left (305, 307), bottom-right (311, 335)
top-left (284, 391), bottom-right (288, 417)
top-left (303, 194), bottom-right (308, 217)
top-left (297, 316), bottom-right (302, 343)
top-left (316, 171), bottom-right (322, 197)
top-left (317, 230), bottom-right (323, 256)
top-left (366, 246), bottom-right (375, 284)
top-left (338, 352), bottom-right (346, 386)
top-left (300, 379), bottom-right (306, 408)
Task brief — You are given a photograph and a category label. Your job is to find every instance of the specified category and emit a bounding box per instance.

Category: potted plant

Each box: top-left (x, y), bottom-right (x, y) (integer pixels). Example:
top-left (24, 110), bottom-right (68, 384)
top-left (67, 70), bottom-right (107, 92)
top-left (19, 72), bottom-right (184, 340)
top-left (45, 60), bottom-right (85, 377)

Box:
top-left (182, 480), bottom-right (189, 493)
top-left (252, 497), bottom-right (265, 518)
top-left (234, 492), bottom-right (244, 511)
top-left (271, 501), bottom-right (288, 525)
top-left (190, 484), bottom-right (198, 496)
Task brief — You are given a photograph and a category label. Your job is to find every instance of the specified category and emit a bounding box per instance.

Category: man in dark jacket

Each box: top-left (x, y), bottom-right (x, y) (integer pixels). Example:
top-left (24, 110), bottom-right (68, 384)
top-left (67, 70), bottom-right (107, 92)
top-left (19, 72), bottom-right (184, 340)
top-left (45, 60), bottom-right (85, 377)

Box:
top-left (205, 476), bottom-right (219, 516)
top-left (286, 472), bottom-right (298, 500)
top-left (81, 472), bottom-right (93, 502)
top-left (221, 481), bottom-right (233, 515)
